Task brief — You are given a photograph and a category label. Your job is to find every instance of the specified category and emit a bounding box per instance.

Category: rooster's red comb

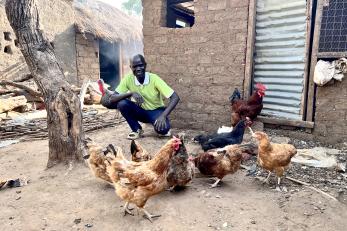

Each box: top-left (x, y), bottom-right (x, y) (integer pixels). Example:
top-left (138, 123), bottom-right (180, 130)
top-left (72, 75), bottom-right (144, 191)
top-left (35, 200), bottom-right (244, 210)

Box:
top-left (172, 136), bottom-right (182, 151)
top-left (256, 83), bottom-right (267, 91)
top-left (97, 79), bottom-right (105, 96)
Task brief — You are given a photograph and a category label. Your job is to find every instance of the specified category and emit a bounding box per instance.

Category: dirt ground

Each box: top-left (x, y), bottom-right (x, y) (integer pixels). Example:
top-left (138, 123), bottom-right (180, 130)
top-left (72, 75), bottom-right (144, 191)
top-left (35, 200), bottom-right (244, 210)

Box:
top-left (1, 123), bottom-right (347, 231)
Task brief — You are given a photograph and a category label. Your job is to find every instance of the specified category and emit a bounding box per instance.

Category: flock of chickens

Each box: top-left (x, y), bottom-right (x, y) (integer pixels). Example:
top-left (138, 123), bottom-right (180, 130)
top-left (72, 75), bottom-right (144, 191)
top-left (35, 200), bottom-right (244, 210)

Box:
top-left (83, 83), bottom-right (297, 222)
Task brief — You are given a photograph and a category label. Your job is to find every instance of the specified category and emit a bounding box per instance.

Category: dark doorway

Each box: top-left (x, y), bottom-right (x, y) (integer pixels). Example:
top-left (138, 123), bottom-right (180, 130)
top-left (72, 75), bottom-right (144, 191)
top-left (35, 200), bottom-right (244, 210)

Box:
top-left (99, 40), bottom-right (120, 89)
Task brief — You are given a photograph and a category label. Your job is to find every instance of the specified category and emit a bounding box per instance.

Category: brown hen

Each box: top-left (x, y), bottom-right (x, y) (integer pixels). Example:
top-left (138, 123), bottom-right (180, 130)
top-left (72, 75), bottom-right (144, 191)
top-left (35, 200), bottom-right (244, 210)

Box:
top-left (105, 137), bottom-right (183, 222)
top-left (250, 129), bottom-right (297, 190)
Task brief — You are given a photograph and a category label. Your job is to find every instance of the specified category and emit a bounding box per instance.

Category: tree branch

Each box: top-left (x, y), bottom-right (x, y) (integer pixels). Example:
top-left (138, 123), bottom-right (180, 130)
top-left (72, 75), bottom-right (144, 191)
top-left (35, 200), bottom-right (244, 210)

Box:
top-left (0, 80), bottom-right (42, 98)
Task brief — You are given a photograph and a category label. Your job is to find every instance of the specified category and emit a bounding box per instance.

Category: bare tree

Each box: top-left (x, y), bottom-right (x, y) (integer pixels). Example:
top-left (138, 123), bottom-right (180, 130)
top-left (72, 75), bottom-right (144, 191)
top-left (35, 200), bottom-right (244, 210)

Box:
top-left (5, 0), bottom-right (85, 167)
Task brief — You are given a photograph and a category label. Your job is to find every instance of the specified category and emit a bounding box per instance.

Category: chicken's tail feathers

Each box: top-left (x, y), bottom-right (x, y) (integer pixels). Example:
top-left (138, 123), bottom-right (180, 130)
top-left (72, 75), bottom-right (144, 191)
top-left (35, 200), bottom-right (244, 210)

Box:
top-left (130, 140), bottom-right (138, 156)
top-left (229, 88), bottom-right (241, 104)
top-left (237, 142), bottom-right (258, 156)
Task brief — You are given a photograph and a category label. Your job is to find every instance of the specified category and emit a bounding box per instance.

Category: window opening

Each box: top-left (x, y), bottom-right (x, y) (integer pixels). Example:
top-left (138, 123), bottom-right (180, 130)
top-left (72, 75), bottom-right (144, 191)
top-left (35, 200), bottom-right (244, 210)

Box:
top-left (4, 45), bottom-right (13, 54)
top-left (167, 0), bottom-right (195, 28)
top-left (4, 32), bottom-right (11, 41)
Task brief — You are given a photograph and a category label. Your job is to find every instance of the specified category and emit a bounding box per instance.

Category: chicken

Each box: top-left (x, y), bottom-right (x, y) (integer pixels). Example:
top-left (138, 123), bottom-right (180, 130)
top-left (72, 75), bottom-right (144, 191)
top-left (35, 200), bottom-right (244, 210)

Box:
top-left (229, 83), bottom-right (266, 127)
top-left (193, 118), bottom-right (252, 151)
top-left (193, 143), bottom-right (256, 188)
top-left (166, 139), bottom-right (194, 190)
top-left (130, 140), bottom-right (152, 162)
top-left (105, 137), bottom-right (183, 222)
top-left (83, 138), bottom-right (121, 184)
top-left (249, 129), bottom-right (297, 190)
top-left (97, 79), bottom-right (118, 109)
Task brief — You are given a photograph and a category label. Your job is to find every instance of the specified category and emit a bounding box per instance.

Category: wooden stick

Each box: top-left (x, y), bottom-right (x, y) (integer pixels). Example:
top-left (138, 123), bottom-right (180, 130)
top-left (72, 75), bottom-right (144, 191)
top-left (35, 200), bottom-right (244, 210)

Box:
top-left (0, 80), bottom-right (42, 98)
top-left (242, 164), bottom-right (339, 202)
top-left (13, 74), bottom-right (33, 82)
top-left (286, 176), bottom-right (338, 202)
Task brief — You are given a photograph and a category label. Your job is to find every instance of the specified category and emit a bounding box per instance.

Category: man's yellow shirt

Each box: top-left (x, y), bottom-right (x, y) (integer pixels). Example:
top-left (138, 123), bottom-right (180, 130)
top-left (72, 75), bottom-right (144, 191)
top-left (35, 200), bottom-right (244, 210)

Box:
top-left (116, 72), bottom-right (174, 110)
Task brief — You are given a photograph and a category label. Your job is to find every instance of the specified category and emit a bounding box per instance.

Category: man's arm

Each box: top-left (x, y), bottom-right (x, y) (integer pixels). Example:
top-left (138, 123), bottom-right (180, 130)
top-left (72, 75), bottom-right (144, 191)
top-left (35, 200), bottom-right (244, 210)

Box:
top-left (161, 92), bottom-right (180, 117)
top-left (154, 92), bottom-right (180, 131)
top-left (109, 92), bottom-right (132, 103)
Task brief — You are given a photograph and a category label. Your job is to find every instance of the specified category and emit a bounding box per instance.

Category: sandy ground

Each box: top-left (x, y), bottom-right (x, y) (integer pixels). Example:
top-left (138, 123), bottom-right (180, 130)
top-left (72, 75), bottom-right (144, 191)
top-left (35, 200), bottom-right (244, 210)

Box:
top-left (1, 123), bottom-right (347, 231)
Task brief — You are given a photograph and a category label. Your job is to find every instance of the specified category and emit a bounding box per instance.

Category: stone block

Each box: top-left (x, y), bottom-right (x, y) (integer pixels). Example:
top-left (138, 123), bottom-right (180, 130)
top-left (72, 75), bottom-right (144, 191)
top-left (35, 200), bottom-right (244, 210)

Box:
top-left (229, 0), bottom-right (249, 8)
top-left (208, 0), bottom-right (227, 11)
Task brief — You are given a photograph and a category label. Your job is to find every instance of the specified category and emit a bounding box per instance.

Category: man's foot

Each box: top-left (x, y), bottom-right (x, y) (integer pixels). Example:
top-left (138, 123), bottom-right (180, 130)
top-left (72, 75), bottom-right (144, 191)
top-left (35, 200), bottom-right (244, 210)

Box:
top-left (158, 129), bottom-right (171, 138)
top-left (127, 129), bottom-right (144, 140)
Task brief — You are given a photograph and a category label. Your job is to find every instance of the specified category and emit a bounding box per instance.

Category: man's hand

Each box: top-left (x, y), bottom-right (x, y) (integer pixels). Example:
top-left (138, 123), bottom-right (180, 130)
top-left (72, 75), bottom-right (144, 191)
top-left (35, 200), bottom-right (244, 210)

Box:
top-left (132, 92), bottom-right (144, 106)
top-left (154, 115), bottom-right (167, 132)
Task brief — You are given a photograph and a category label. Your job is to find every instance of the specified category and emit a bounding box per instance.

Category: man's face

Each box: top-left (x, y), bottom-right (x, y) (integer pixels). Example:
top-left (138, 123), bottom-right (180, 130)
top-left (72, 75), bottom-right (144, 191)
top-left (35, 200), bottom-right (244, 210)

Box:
top-left (131, 57), bottom-right (146, 78)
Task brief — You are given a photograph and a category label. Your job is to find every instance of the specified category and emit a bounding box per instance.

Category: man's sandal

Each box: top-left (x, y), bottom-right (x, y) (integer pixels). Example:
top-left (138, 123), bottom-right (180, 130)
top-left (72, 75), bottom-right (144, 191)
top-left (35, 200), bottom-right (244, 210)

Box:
top-left (158, 129), bottom-right (171, 138)
top-left (127, 129), bottom-right (144, 140)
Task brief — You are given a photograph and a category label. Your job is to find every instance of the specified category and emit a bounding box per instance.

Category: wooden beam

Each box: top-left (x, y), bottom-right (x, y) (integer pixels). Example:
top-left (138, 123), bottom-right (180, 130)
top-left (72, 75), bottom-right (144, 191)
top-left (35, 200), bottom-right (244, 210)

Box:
top-left (317, 52), bottom-right (347, 58)
top-left (306, 0), bottom-right (323, 122)
top-left (257, 116), bottom-right (315, 129)
top-left (302, 0), bottom-right (314, 120)
top-left (243, 0), bottom-right (257, 99)
top-left (167, 0), bottom-right (192, 6)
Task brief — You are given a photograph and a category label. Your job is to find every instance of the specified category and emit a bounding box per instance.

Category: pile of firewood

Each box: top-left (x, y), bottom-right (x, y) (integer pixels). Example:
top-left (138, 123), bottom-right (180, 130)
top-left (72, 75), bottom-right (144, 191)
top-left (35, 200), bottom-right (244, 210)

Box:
top-left (0, 74), bottom-right (43, 115)
top-left (0, 109), bottom-right (125, 141)
top-left (0, 74), bottom-right (103, 120)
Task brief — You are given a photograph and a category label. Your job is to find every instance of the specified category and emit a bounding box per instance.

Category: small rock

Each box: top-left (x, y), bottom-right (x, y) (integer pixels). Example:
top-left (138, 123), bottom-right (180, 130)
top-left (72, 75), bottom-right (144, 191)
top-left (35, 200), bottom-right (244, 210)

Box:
top-left (216, 195), bottom-right (221, 199)
top-left (16, 191), bottom-right (21, 194)
top-left (15, 196), bottom-right (21, 200)
top-left (85, 224), bottom-right (93, 228)
top-left (222, 222), bottom-right (228, 228)
top-left (251, 220), bottom-right (256, 224)
top-left (74, 218), bottom-right (81, 224)
top-left (9, 216), bottom-right (14, 220)
top-left (208, 224), bottom-right (212, 227)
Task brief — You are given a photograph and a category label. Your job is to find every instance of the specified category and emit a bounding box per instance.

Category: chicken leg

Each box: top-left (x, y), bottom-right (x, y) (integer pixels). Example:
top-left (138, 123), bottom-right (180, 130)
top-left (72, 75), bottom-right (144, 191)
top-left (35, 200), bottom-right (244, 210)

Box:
top-left (210, 178), bottom-right (221, 188)
top-left (141, 208), bottom-right (161, 223)
top-left (262, 171), bottom-right (271, 184)
top-left (275, 177), bottom-right (282, 192)
top-left (123, 202), bottom-right (134, 216)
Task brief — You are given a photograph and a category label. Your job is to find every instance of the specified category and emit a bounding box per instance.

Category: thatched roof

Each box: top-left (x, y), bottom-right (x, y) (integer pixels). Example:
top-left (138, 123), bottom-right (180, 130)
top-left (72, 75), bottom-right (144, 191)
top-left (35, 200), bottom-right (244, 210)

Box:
top-left (74, 0), bottom-right (143, 43)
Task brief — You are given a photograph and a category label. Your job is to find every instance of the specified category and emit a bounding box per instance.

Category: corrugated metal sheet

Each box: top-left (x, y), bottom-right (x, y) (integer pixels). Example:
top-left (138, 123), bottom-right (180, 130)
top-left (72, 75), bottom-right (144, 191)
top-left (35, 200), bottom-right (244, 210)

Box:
top-left (253, 0), bottom-right (307, 120)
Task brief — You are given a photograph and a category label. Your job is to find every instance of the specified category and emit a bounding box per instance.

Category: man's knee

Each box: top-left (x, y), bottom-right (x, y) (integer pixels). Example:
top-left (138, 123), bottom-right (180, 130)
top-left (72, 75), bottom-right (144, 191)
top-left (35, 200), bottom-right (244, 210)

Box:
top-left (117, 99), bottom-right (131, 111)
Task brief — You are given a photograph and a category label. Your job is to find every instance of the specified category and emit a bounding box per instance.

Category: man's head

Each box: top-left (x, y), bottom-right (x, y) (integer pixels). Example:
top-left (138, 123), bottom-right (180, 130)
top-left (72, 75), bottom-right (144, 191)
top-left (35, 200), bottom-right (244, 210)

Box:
top-left (130, 54), bottom-right (147, 79)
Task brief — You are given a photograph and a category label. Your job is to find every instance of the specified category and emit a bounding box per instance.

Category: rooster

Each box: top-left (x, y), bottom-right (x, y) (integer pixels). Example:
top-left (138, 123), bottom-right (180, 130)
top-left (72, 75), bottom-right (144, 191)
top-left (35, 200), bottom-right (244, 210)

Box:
top-left (229, 83), bottom-right (266, 126)
top-left (193, 143), bottom-right (256, 188)
top-left (105, 137), bottom-right (184, 222)
top-left (193, 118), bottom-right (252, 151)
top-left (166, 139), bottom-right (195, 191)
top-left (249, 128), bottom-right (297, 191)
top-left (97, 79), bottom-right (118, 109)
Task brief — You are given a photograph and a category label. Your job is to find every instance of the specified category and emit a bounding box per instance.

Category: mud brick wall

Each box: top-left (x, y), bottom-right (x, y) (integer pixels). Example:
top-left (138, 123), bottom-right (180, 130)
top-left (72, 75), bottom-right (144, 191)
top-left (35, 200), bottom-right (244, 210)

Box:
top-left (142, 0), bottom-right (249, 131)
top-left (0, 0), bottom-right (77, 83)
top-left (75, 34), bottom-right (100, 84)
top-left (314, 77), bottom-right (347, 144)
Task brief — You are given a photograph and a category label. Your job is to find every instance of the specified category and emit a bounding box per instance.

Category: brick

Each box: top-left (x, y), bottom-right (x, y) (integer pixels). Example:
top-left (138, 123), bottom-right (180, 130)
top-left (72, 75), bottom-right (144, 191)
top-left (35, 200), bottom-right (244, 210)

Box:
top-left (208, 0), bottom-right (227, 11)
top-left (229, 20), bottom-right (248, 30)
top-left (229, 0), bottom-right (249, 8)
top-left (153, 36), bottom-right (167, 44)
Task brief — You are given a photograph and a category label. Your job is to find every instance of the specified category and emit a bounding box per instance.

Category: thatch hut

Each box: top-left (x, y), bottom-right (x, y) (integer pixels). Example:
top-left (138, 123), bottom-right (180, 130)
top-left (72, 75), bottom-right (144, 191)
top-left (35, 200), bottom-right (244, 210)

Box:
top-left (0, 0), bottom-right (143, 88)
top-left (74, 0), bottom-right (143, 88)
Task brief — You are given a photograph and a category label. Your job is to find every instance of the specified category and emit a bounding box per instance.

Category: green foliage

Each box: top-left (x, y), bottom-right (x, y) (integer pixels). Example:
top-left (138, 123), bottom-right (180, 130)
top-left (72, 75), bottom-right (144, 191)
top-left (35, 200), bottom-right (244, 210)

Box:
top-left (121, 0), bottom-right (142, 16)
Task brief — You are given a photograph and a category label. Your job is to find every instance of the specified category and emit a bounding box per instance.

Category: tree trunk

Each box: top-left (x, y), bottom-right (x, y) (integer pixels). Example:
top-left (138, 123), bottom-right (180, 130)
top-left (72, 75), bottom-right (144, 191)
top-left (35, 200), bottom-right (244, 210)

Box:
top-left (5, 0), bottom-right (85, 167)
